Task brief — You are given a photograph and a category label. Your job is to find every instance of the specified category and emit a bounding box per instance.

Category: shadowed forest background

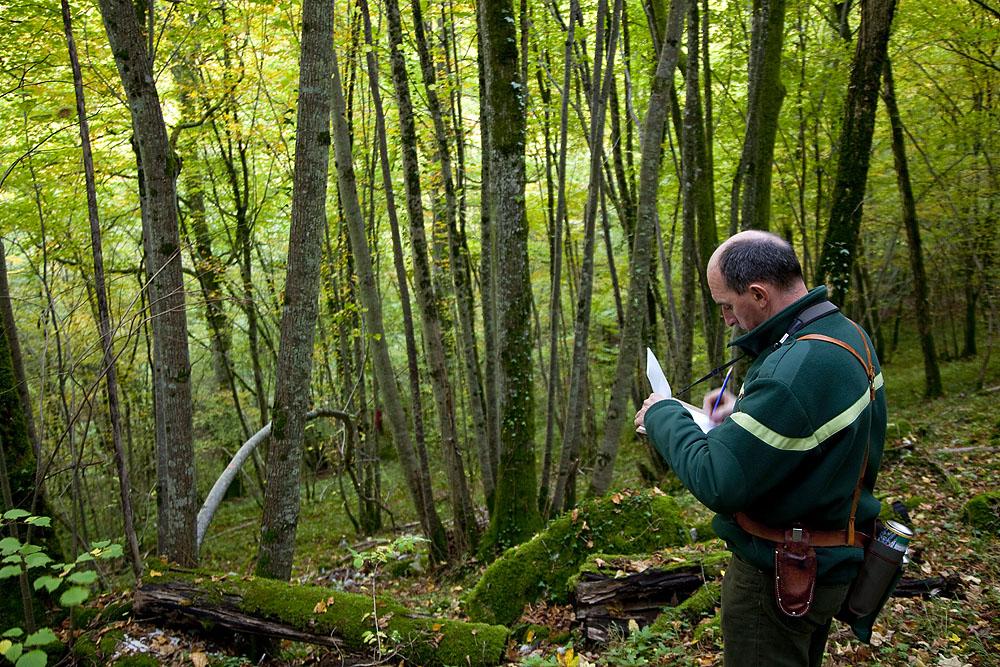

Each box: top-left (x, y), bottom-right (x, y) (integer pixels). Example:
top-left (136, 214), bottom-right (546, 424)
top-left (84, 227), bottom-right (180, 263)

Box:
top-left (0, 0), bottom-right (997, 664)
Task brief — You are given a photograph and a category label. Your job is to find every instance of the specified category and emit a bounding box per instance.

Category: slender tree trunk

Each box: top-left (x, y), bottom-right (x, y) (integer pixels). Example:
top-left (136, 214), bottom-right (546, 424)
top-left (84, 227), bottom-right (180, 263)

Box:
top-left (62, 0), bottom-right (143, 579)
top-left (815, 0), bottom-right (898, 303)
top-left (551, 0), bottom-right (620, 516)
top-left (254, 0), bottom-right (333, 581)
top-left (881, 59), bottom-right (942, 397)
top-left (479, 0), bottom-right (542, 550)
top-left (364, 0), bottom-right (477, 553)
top-left (730, 0), bottom-right (787, 232)
top-left (97, 0), bottom-right (197, 565)
top-left (331, 47), bottom-right (449, 561)
top-left (589, 0), bottom-right (687, 497)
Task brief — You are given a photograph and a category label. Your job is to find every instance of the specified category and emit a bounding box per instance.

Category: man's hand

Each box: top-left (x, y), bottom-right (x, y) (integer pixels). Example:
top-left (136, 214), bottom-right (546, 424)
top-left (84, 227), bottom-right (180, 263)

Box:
top-left (702, 388), bottom-right (737, 424)
top-left (634, 392), bottom-right (668, 434)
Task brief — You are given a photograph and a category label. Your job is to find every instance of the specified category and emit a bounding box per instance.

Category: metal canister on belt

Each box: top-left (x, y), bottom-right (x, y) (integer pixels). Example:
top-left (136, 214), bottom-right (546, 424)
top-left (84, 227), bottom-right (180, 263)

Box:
top-left (876, 520), bottom-right (913, 553)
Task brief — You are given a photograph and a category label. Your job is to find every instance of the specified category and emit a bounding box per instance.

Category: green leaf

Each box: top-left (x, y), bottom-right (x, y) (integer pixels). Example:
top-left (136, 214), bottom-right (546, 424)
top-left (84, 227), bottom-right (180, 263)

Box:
top-left (66, 570), bottom-right (97, 585)
top-left (4, 642), bottom-right (23, 662)
top-left (90, 540), bottom-right (110, 550)
top-left (2, 509), bottom-right (30, 521)
top-left (24, 553), bottom-right (52, 570)
top-left (3, 628), bottom-right (24, 639)
top-left (33, 576), bottom-right (61, 593)
top-left (0, 564), bottom-right (23, 579)
top-left (0, 537), bottom-right (22, 555)
top-left (15, 649), bottom-right (47, 667)
top-left (74, 553), bottom-right (94, 564)
top-left (58, 586), bottom-right (89, 607)
top-left (96, 544), bottom-right (123, 559)
top-left (25, 516), bottom-right (51, 528)
top-left (24, 629), bottom-right (57, 647)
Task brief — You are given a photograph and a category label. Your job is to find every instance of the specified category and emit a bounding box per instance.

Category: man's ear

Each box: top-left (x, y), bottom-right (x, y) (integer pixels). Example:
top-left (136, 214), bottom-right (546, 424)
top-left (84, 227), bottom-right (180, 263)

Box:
top-left (748, 283), bottom-right (769, 307)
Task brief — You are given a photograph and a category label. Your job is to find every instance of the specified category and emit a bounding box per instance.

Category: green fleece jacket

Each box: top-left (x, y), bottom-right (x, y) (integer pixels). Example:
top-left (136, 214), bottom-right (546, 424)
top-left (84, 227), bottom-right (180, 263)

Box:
top-left (645, 287), bottom-right (887, 583)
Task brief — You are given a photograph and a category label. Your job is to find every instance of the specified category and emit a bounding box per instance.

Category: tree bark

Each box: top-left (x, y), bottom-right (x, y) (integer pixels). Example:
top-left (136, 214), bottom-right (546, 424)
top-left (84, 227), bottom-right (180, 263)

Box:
top-left (881, 59), bottom-right (942, 397)
top-left (331, 47), bottom-right (449, 561)
top-left (97, 0), bottom-right (197, 566)
top-left (254, 0), bottom-right (333, 581)
top-left (63, 0), bottom-right (143, 579)
top-left (589, 0), bottom-right (687, 497)
top-left (479, 0), bottom-right (542, 550)
top-left (815, 0), bottom-right (898, 303)
top-left (730, 0), bottom-right (787, 232)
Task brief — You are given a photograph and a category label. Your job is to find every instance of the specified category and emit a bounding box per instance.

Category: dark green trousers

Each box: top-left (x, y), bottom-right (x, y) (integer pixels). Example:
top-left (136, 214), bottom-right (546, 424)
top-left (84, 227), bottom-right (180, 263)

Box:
top-left (721, 555), bottom-right (850, 666)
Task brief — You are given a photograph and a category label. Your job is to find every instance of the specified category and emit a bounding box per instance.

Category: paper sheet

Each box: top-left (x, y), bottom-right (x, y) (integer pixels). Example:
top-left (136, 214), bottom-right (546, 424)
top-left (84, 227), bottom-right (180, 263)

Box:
top-left (641, 347), bottom-right (714, 434)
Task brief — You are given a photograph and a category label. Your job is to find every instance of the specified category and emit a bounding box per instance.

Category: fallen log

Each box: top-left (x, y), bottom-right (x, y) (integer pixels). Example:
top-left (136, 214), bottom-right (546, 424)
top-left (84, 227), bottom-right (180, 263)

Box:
top-left (134, 564), bottom-right (507, 666)
top-left (572, 552), bottom-right (961, 643)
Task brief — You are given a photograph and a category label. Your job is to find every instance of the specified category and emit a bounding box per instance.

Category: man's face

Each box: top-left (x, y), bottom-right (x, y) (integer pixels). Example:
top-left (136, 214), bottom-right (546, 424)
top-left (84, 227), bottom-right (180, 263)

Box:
top-left (707, 265), bottom-right (766, 332)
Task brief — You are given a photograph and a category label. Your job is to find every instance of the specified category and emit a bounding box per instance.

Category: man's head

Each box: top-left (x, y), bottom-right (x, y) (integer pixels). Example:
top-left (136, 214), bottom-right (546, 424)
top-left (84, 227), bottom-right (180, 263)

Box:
top-left (707, 231), bottom-right (808, 331)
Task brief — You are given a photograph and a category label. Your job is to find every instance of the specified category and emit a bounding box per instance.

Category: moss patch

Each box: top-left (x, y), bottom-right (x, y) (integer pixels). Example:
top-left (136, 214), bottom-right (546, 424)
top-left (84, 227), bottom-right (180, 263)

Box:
top-left (464, 489), bottom-right (689, 626)
top-left (962, 491), bottom-right (1000, 535)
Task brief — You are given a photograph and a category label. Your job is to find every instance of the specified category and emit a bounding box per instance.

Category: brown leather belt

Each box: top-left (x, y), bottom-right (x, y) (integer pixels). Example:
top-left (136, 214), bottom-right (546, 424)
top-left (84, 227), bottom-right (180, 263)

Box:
top-left (735, 512), bottom-right (869, 548)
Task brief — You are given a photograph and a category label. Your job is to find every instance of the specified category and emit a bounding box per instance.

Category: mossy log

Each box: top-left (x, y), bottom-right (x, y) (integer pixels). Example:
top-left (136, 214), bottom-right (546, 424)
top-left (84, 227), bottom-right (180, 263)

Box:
top-left (571, 550), bottom-right (729, 643)
top-left (133, 565), bottom-right (507, 667)
top-left (464, 489), bottom-right (689, 626)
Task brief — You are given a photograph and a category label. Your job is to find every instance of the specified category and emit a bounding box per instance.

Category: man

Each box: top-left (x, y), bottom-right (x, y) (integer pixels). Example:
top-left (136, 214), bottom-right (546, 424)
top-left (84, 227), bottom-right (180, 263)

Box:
top-left (634, 231), bottom-right (887, 666)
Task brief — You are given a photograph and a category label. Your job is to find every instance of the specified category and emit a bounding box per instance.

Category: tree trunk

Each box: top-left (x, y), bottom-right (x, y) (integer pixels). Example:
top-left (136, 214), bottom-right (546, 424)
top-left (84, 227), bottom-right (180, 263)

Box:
top-left (97, 0), bottom-right (197, 566)
top-left (331, 47), bottom-right (449, 561)
top-left (254, 0), bottom-right (333, 581)
top-left (730, 0), bottom-right (787, 232)
top-left (551, 0), bottom-right (620, 516)
top-left (63, 0), bottom-right (143, 579)
top-left (589, 0), bottom-right (687, 498)
top-left (881, 59), bottom-right (942, 398)
top-left (815, 0), bottom-right (898, 303)
top-left (479, 0), bottom-right (542, 550)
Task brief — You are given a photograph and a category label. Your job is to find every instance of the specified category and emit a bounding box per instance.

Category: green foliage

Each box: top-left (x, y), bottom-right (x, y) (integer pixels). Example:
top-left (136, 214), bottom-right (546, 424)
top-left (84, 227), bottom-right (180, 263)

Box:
top-left (464, 490), bottom-right (688, 626)
top-left (0, 511), bottom-right (121, 667)
top-left (962, 492), bottom-right (1000, 535)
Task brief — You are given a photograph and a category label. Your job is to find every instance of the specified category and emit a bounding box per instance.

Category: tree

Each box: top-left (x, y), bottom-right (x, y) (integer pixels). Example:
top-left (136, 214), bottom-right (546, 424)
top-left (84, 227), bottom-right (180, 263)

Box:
top-left (479, 0), bottom-right (541, 550)
top-left (97, 0), bottom-right (198, 566)
top-left (815, 0), bottom-right (899, 303)
top-left (589, 0), bottom-right (687, 497)
top-left (730, 0), bottom-right (787, 232)
top-left (881, 58), bottom-right (942, 397)
top-left (254, 0), bottom-right (334, 581)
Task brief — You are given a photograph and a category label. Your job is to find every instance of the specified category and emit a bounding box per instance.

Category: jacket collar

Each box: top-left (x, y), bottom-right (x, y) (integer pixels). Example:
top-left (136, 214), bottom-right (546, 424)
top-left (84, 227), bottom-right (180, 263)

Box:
top-left (730, 286), bottom-right (830, 357)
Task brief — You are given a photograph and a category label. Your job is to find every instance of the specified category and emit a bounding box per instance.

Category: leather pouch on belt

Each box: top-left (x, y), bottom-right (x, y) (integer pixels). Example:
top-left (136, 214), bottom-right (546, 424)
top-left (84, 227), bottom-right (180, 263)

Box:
top-left (774, 531), bottom-right (817, 617)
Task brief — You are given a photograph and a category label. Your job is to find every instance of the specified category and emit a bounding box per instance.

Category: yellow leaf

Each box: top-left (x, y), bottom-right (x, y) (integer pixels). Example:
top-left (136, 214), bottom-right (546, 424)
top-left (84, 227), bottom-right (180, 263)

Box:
top-left (432, 623), bottom-right (442, 631)
top-left (149, 570), bottom-right (162, 577)
top-left (949, 633), bottom-right (961, 643)
top-left (525, 629), bottom-right (535, 643)
top-left (314, 599), bottom-right (328, 613)
top-left (0, 640), bottom-right (12, 654)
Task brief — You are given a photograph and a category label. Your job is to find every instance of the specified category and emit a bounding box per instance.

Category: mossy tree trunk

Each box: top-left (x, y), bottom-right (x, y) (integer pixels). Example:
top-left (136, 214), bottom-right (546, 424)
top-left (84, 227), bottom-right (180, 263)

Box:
top-left (815, 0), bottom-right (898, 304)
top-left (97, 0), bottom-right (197, 566)
top-left (479, 0), bottom-right (542, 550)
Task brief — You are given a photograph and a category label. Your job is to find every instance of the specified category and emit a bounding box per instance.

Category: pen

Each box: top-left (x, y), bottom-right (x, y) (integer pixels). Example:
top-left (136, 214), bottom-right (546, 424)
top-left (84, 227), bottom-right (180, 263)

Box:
top-left (710, 367), bottom-right (734, 419)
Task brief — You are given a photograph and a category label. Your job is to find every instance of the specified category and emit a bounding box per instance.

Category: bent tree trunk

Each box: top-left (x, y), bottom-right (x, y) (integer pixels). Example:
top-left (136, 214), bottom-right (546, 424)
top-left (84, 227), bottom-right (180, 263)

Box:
top-left (97, 0), bottom-right (197, 566)
top-left (255, 0), bottom-right (334, 582)
top-left (815, 0), bottom-right (898, 303)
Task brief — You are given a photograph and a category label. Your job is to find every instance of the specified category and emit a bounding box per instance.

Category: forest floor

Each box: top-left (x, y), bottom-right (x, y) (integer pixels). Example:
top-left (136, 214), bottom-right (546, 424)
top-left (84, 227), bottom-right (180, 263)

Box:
top-left (64, 346), bottom-right (1000, 666)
